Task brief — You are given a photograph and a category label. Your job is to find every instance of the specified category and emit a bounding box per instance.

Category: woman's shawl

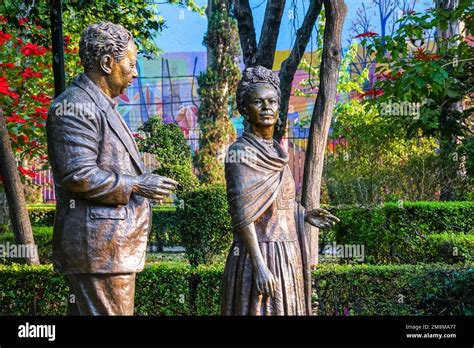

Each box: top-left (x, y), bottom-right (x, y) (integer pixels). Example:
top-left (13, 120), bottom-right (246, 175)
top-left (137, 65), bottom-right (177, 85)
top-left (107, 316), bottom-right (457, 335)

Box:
top-left (225, 132), bottom-right (288, 230)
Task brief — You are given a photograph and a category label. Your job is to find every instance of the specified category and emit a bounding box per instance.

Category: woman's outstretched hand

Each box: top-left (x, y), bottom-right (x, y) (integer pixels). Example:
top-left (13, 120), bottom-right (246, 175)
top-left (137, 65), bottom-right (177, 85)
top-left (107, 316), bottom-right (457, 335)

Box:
top-left (305, 207), bottom-right (340, 229)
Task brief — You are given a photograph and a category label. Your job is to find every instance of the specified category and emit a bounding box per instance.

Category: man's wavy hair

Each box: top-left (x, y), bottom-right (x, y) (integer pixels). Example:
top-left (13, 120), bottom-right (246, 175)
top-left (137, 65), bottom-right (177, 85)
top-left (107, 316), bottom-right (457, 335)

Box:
top-left (79, 22), bottom-right (133, 71)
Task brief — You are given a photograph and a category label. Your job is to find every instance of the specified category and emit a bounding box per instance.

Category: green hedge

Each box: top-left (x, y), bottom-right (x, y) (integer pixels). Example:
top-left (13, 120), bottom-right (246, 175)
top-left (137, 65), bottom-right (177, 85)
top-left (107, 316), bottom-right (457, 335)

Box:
top-left (327, 201), bottom-right (474, 263)
top-left (313, 263), bottom-right (474, 315)
top-left (0, 263), bottom-right (472, 315)
top-left (25, 201), bottom-right (474, 264)
top-left (26, 205), bottom-right (181, 249)
top-left (151, 207), bottom-right (180, 249)
top-left (422, 233), bottom-right (474, 264)
top-left (174, 185), bottom-right (232, 266)
top-left (27, 205), bottom-right (56, 226)
top-left (0, 227), bottom-right (53, 264)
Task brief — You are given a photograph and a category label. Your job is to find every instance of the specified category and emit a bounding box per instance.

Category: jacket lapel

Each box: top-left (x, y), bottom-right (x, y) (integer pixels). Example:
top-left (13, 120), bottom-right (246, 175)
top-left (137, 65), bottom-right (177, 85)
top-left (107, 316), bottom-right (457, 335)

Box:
top-left (73, 74), bottom-right (144, 175)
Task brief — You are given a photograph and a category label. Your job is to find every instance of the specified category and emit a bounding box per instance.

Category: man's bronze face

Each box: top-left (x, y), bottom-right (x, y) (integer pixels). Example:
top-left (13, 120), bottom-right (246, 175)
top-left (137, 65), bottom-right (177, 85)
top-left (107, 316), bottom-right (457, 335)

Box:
top-left (107, 42), bottom-right (138, 97)
top-left (244, 84), bottom-right (279, 128)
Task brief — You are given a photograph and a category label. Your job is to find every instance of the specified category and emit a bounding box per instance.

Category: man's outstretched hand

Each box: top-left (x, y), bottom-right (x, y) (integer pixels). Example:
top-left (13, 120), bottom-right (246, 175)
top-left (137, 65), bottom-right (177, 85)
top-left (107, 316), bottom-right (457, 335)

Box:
top-left (132, 174), bottom-right (178, 201)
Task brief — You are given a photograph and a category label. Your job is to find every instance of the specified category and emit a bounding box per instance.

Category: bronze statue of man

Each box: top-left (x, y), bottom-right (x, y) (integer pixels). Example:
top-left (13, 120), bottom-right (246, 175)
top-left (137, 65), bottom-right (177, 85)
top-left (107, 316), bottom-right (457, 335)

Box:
top-left (221, 66), bottom-right (339, 315)
top-left (46, 22), bottom-right (177, 315)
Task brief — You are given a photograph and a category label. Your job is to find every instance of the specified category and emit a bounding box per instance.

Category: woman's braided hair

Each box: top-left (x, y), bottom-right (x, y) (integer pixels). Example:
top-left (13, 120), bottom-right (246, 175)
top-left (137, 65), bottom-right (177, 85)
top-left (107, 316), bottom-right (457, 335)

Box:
top-left (236, 65), bottom-right (281, 117)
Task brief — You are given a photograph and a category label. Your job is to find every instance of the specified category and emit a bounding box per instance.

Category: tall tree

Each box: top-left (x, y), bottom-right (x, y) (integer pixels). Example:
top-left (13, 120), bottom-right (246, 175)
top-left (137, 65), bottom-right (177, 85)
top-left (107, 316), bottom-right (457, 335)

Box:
top-left (436, 0), bottom-right (463, 200)
top-left (301, 0), bottom-right (348, 265)
top-left (362, 0), bottom-right (473, 200)
top-left (196, 0), bottom-right (241, 184)
top-left (0, 110), bottom-right (39, 265)
top-left (233, 0), bottom-right (324, 141)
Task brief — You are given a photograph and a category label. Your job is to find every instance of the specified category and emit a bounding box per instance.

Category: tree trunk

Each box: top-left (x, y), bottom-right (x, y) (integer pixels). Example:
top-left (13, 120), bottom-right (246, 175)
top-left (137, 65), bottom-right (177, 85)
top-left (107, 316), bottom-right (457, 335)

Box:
top-left (234, 0), bottom-right (258, 67)
top-left (255, 0), bottom-right (286, 69)
top-left (301, 0), bottom-right (347, 266)
top-left (275, 0), bottom-right (324, 141)
top-left (0, 111), bottom-right (39, 265)
top-left (196, 0), bottom-right (241, 184)
top-left (436, 0), bottom-right (462, 201)
top-left (0, 168), bottom-right (10, 233)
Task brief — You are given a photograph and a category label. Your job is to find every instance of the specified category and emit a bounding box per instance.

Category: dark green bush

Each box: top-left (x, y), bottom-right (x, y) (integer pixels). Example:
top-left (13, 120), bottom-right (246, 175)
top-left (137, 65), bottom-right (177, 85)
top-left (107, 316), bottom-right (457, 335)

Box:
top-left (0, 264), bottom-right (69, 315)
top-left (25, 201), bottom-right (474, 265)
top-left (0, 227), bottom-right (53, 264)
top-left (328, 201), bottom-right (474, 263)
top-left (0, 263), bottom-right (472, 315)
top-left (137, 116), bottom-right (199, 196)
top-left (313, 263), bottom-right (474, 316)
top-left (174, 185), bottom-right (232, 266)
top-left (24, 206), bottom-right (183, 255)
top-left (27, 205), bottom-right (55, 226)
top-left (151, 207), bottom-right (181, 249)
top-left (135, 263), bottom-right (193, 315)
top-left (423, 233), bottom-right (474, 264)
top-left (195, 264), bottom-right (223, 315)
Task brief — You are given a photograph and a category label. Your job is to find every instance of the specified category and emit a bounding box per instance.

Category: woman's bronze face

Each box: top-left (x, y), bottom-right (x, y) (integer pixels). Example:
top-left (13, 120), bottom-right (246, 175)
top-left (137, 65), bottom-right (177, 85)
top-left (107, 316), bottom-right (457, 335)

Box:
top-left (244, 84), bottom-right (279, 128)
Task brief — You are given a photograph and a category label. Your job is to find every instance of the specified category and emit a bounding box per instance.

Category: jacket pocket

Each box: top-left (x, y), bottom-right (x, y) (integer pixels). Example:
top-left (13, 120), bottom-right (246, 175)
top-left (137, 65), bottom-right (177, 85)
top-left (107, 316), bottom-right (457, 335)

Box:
top-left (89, 205), bottom-right (126, 220)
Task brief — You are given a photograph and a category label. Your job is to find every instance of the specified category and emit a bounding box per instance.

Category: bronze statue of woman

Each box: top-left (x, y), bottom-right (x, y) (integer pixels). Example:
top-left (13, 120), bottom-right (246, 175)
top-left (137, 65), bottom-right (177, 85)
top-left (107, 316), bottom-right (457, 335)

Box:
top-left (221, 66), bottom-right (339, 315)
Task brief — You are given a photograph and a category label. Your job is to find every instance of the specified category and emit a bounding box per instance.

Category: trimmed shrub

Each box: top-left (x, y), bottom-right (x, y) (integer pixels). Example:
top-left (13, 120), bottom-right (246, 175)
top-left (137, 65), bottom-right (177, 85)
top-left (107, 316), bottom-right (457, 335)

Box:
top-left (0, 263), bottom-right (472, 316)
top-left (27, 204), bottom-right (56, 226)
top-left (135, 263), bottom-right (193, 315)
top-left (328, 201), bottom-right (474, 263)
top-left (313, 263), bottom-right (474, 316)
top-left (195, 264), bottom-right (224, 315)
top-left (0, 227), bottom-right (53, 264)
top-left (137, 116), bottom-right (199, 196)
top-left (0, 264), bottom-right (69, 315)
top-left (25, 201), bottom-right (474, 265)
top-left (174, 185), bottom-right (232, 266)
top-left (151, 207), bottom-right (181, 249)
top-left (423, 233), bottom-right (474, 264)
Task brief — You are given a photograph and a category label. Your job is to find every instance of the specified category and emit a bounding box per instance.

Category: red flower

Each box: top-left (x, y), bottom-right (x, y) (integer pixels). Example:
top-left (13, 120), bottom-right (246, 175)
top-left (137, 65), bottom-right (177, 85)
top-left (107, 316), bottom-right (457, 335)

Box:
top-left (0, 76), bottom-right (19, 99)
top-left (20, 43), bottom-right (47, 56)
top-left (0, 16), bottom-right (7, 23)
top-left (19, 17), bottom-right (28, 25)
top-left (0, 62), bottom-right (15, 69)
top-left (354, 31), bottom-right (379, 39)
top-left (33, 106), bottom-right (48, 120)
top-left (132, 133), bottom-right (144, 140)
top-left (21, 67), bottom-right (43, 79)
top-left (361, 87), bottom-right (384, 98)
top-left (6, 113), bottom-right (25, 123)
top-left (376, 70), bottom-right (403, 81)
top-left (18, 166), bottom-right (37, 179)
top-left (31, 93), bottom-right (51, 105)
top-left (414, 48), bottom-right (441, 61)
top-left (0, 31), bottom-right (12, 45)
